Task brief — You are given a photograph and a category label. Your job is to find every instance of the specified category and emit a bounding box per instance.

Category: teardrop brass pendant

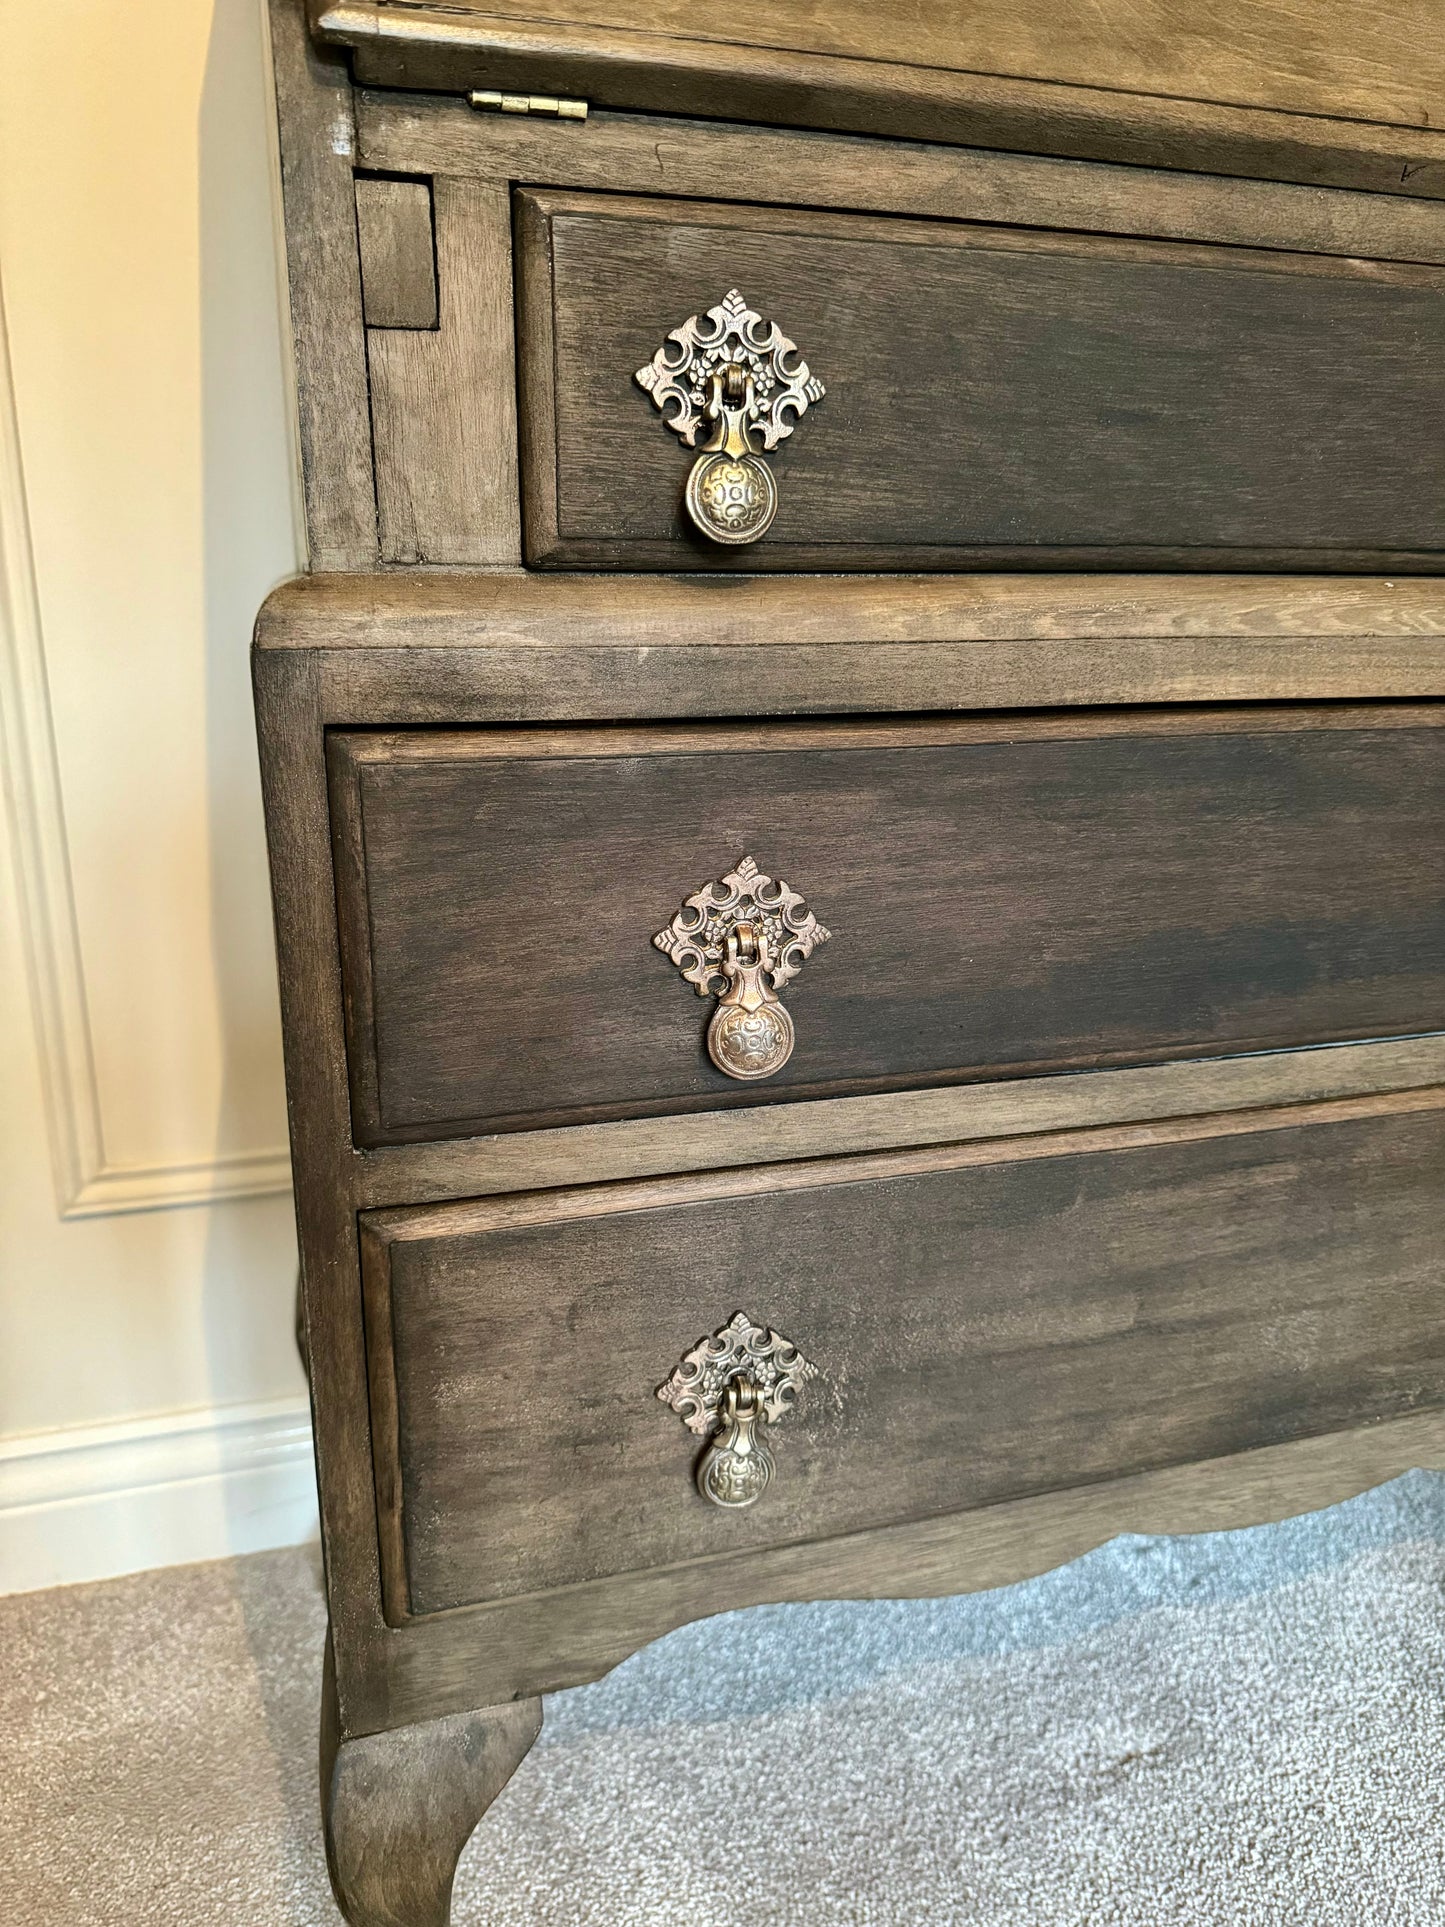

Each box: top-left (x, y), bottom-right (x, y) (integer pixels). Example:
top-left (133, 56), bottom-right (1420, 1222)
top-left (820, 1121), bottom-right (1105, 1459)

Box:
top-left (694, 1377), bottom-right (775, 1508)
top-left (705, 925), bottom-right (795, 1078)
top-left (683, 365), bottom-right (778, 544)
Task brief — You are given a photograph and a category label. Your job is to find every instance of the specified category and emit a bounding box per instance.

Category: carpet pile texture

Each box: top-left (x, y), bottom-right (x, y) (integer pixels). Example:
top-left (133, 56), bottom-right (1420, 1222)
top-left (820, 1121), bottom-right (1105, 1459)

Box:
top-left (5, 1471), bottom-right (1445, 1924)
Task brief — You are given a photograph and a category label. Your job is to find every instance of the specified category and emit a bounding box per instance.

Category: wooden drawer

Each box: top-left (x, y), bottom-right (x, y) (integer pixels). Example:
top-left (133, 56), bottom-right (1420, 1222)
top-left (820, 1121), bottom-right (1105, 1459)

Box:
top-left (328, 707), bottom-right (1445, 1147)
top-left (515, 188), bottom-right (1445, 572)
top-left (360, 1098), bottom-right (1445, 1619)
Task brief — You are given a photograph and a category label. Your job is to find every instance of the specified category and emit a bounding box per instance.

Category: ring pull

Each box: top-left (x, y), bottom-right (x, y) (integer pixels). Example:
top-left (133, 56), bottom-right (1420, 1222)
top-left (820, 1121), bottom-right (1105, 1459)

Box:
top-left (653, 857), bottom-right (831, 1082)
top-left (635, 289), bottom-right (825, 547)
top-left (656, 1311), bottom-right (817, 1510)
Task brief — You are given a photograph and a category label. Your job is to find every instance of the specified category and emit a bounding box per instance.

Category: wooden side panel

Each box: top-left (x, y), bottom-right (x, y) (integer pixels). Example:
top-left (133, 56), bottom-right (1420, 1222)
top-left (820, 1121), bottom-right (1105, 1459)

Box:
top-left (517, 190), bottom-right (1445, 571)
top-left (363, 1101), bottom-right (1445, 1617)
top-left (267, 0), bottom-right (377, 568)
top-left (328, 711), bottom-right (1445, 1144)
top-left (367, 177), bottom-right (521, 564)
top-left (251, 645), bottom-right (390, 1742)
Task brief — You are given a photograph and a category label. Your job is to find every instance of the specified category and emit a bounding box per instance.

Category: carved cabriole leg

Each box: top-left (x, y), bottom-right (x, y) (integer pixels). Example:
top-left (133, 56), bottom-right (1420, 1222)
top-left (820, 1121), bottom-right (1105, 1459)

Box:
top-left (321, 1635), bottom-right (543, 1927)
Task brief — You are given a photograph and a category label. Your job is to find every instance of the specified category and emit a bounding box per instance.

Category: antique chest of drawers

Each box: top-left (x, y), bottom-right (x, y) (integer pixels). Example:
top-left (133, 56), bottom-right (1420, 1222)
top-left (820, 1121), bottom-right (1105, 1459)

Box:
top-left (256, 5), bottom-right (1445, 1922)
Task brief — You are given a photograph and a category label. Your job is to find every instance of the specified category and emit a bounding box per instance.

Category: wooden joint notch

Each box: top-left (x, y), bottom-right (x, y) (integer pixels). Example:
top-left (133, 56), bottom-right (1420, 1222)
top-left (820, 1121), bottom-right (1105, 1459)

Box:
top-left (355, 174), bottom-right (439, 330)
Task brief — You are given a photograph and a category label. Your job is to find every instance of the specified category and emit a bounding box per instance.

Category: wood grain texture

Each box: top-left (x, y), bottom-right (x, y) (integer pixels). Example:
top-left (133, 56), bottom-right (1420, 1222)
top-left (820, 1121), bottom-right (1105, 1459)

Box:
top-left (357, 97), bottom-right (1445, 268)
top-left (367, 177), bottom-right (521, 565)
top-left (353, 1033), bottom-right (1445, 1210)
top-left (253, 646), bottom-right (391, 1743)
top-left (328, 709), bottom-right (1445, 1144)
top-left (318, 4), bottom-right (1445, 197)
top-left (315, 624), bottom-right (1445, 724)
top-left (362, 1406), bottom-right (1445, 1723)
top-left (323, 0), bottom-right (1445, 126)
top-left (256, 570), bottom-right (1445, 654)
top-left (363, 1087), bottom-right (1445, 1244)
top-left (517, 189), bottom-right (1445, 571)
top-left (249, 644), bottom-right (1445, 1723)
top-left (251, 572), bottom-right (1445, 721)
top-left (355, 176), bottom-right (438, 329)
top-left (252, 591), bottom-right (1445, 1734)
top-left (264, 0), bottom-right (1445, 1783)
top-left (361, 1098), bottom-right (1445, 1618)
top-left (322, 1631), bottom-right (541, 1927)
top-left (267, 0), bottom-right (377, 568)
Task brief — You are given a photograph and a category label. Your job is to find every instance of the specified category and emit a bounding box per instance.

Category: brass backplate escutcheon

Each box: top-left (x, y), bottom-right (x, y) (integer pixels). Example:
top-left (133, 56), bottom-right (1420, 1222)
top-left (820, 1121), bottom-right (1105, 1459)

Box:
top-left (652, 856), bottom-right (830, 1081)
top-left (635, 289), bottom-right (824, 546)
top-left (657, 1310), bottom-right (817, 1509)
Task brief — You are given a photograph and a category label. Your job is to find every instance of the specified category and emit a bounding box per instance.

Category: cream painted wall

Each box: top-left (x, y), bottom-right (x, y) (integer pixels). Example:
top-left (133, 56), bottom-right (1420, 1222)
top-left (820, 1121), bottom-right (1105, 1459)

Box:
top-left (0, 0), bottom-right (312, 1586)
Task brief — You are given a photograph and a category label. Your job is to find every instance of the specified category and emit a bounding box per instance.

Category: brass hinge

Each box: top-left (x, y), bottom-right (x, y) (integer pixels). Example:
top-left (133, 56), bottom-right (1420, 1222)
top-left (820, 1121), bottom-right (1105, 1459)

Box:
top-left (469, 90), bottom-right (588, 121)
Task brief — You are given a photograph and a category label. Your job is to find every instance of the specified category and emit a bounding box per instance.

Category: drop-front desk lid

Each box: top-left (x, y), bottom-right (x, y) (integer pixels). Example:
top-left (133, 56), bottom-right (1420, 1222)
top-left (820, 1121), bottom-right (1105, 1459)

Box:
top-left (307, 0), bottom-right (1445, 194)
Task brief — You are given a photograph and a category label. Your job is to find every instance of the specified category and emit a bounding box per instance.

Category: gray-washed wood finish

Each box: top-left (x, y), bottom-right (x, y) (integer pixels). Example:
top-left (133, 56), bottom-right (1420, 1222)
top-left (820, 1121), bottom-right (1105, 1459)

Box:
top-left (252, 574), bottom-right (1445, 1742)
top-left (517, 190), bottom-right (1445, 571)
top-left (328, 709), bottom-right (1445, 1144)
top-left (310, 0), bottom-right (1445, 198)
top-left (363, 1100), bottom-right (1445, 1617)
top-left (258, 12), bottom-right (1445, 1911)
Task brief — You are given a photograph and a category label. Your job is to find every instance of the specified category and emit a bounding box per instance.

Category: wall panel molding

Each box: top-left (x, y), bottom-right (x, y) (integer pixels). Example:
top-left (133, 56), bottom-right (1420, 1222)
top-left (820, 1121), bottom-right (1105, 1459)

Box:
top-left (0, 268), bottom-right (291, 1219)
top-left (0, 1395), bottom-right (317, 1593)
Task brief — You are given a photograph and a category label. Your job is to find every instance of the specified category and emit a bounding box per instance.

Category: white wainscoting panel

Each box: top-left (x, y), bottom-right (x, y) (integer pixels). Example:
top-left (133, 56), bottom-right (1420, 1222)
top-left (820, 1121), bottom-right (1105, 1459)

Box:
top-left (1, 0), bottom-right (310, 1582)
top-left (0, 0), bottom-right (297, 1221)
top-left (0, 1399), bottom-right (318, 1595)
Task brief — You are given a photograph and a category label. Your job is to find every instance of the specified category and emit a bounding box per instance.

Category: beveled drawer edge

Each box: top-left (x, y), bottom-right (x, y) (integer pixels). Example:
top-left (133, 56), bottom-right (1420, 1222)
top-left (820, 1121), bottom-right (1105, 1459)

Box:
top-left (355, 1406), bottom-right (1445, 1728)
top-left (256, 572), bottom-right (1445, 654)
top-left (351, 1032), bottom-right (1445, 1210)
top-left (521, 182), bottom-right (1445, 287)
top-left (335, 702), bottom-right (1445, 768)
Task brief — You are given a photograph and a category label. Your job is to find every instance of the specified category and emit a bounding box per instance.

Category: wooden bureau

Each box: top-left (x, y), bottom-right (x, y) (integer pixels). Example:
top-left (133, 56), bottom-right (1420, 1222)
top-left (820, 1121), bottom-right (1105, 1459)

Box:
top-left (256, 6), bottom-right (1445, 1922)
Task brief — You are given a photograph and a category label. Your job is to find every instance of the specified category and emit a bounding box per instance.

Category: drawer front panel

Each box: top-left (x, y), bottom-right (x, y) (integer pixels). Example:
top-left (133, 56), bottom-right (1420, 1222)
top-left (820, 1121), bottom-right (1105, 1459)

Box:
top-left (362, 1101), bottom-right (1445, 1617)
top-left (516, 190), bottom-right (1445, 571)
top-left (329, 710), bottom-right (1445, 1145)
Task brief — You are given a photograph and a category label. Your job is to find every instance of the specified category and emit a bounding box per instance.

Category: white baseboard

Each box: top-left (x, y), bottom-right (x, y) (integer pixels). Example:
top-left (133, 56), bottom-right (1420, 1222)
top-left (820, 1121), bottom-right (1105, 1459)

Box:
top-left (0, 1396), bottom-right (319, 1595)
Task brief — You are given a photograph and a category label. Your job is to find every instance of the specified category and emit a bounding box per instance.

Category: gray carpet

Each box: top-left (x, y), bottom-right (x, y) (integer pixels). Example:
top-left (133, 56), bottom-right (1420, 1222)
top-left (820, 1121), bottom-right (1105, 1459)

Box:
top-left (6, 1473), bottom-right (1445, 1924)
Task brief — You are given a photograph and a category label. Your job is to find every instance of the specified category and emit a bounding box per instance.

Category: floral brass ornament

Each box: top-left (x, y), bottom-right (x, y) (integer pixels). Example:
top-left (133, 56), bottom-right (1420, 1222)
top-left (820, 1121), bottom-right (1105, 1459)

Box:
top-left (657, 1311), bottom-right (817, 1509)
top-left (634, 289), bottom-right (825, 545)
top-left (653, 856), bottom-right (831, 1080)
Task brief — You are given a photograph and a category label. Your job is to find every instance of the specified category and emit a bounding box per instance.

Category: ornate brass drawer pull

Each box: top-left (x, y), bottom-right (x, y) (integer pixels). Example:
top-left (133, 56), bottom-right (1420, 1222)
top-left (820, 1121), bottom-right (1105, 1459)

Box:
top-left (635, 289), bottom-right (825, 546)
top-left (653, 856), bottom-right (831, 1081)
top-left (657, 1311), bottom-right (817, 1509)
